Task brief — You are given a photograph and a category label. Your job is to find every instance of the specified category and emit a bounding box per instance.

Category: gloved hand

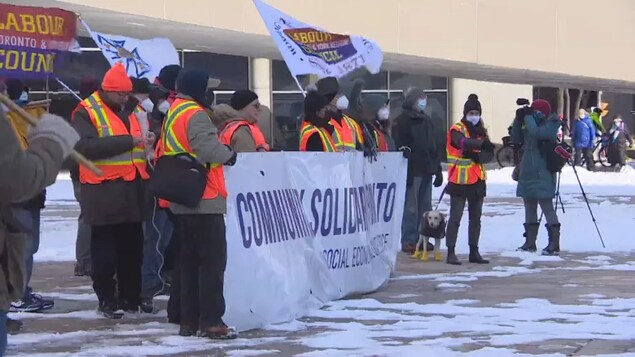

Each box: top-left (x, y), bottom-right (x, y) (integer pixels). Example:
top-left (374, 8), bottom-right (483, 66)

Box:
top-left (399, 146), bottom-right (411, 159)
top-left (433, 171), bottom-right (443, 187)
top-left (224, 145), bottom-right (237, 166)
top-left (481, 140), bottom-right (496, 152)
top-left (28, 114), bottom-right (80, 158)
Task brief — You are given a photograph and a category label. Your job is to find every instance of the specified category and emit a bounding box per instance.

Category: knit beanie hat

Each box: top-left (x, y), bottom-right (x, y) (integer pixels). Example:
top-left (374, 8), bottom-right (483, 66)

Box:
top-left (5, 78), bottom-right (24, 100)
top-left (304, 91), bottom-right (329, 116)
top-left (79, 77), bottom-right (99, 99)
top-left (102, 63), bottom-right (132, 92)
top-left (315, 77), bottom-right (339, 102)
top-left (363, 94), bottom-right (389, 117)
top-left (531, 99), bottom-right (552, 117)
top-left (176, 69), bottom-right (208, 105)
top-left (463, 94), bottom-right (482, 115)
top-left (130, 77), bottom-right (151, 94)
top-left (157, 64), bottom-right (181, 91)
top-left (230, 89), bottom-right (259, 111)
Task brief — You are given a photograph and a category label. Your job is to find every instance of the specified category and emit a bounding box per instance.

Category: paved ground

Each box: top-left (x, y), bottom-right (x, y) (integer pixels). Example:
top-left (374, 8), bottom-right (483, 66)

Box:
top-left (7, 251), bottom-right (635, 356)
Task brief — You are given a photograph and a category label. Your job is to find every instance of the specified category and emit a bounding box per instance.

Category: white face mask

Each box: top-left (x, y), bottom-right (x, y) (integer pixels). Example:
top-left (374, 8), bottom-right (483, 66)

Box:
top-left (377, 107), bottom-right (390, 121)
top-left (466, 115), bottom-right (481, 125)
top-left (139, 98), bottom-right (154, 112)
top-left (336, 96), bottom-right (349, 110)
top-left (158, 100), bottom-right (170, 114)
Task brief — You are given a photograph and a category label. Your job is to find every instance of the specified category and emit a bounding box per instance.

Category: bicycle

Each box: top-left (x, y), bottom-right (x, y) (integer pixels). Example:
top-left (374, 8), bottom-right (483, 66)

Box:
top-left (497, 136), bottom-right (524, 168)
top-left (579, 134), bottom-right (610, 168)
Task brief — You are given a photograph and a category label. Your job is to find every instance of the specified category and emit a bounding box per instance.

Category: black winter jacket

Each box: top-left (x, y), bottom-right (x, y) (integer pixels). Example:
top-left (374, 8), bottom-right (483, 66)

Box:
top-left (394, 109), bottom-right (442, 184)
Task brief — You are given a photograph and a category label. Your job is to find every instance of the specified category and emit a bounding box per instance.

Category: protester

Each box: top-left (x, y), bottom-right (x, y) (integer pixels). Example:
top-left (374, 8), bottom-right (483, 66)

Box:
top-left (0, 107), bottom-right (79, 355)
top-left (589, 107), bottom-right (606, 136)
top-left (149, 64), bottom-right (181, 133)
top-left (512, 99), bottom-right (562, 255)
top-left (212, 89), bottom-right (269, 152)
top-left (159, 69), bottom-right (237, 339)
top-left (358, 94), bottom-right (394, 151)
top-left (3, 79), bottom-right (55, 313)
top-left (607, 115), bottom-right (633, 169)
top-left (444, 94), bottom-right (494, 265)
top-left (394, 87), bottom-right (444, 254)
top-left (299, 91), bottom-right (336, 152)
top-left (72, 63), bottom-right (152, 318)
top-left (70, 77), bottom-right (100, 277)
top-left (573, 108), bottom-right (596, 171)
top-left (315, 77), bottom-right (364, 151)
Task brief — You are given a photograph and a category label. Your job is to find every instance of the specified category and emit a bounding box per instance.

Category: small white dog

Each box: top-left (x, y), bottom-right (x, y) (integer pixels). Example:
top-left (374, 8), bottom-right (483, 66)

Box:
top-left (412, 210), bottom-right (447, 261)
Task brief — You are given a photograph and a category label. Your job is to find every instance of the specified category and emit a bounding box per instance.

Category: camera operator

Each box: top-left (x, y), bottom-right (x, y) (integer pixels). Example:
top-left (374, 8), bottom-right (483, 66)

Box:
top-left (511, 99), bottom-right (563, 256)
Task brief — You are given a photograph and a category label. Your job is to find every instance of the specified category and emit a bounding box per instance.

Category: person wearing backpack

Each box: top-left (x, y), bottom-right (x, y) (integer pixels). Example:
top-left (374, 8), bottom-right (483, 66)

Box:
top-left (512, 99), bottom-right (563, 256)
top-left (572, 109), bottom-right (596, 171)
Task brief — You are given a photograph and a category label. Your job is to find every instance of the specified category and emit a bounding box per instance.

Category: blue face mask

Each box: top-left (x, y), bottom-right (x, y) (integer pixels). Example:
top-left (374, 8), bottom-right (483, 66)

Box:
top-left (416, 98), bottom-right (427, 112)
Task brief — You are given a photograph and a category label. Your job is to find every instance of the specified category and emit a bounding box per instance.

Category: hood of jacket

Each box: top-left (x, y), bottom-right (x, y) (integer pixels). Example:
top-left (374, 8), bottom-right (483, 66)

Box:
top-left (210, 104), bottom-right (242, 129)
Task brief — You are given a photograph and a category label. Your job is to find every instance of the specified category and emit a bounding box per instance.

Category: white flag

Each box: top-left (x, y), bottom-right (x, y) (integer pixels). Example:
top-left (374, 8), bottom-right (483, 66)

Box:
top-left (253, 0), bottom-right (383, 79)
top-left (82, 20), bottom-right (179, 80)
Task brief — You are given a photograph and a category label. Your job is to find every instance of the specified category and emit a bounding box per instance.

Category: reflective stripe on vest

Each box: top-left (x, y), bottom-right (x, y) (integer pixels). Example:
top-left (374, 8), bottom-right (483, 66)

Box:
top-left (299, 122), bottom-right (336, 152)
top-left (220, 120), bottom-right (270, 151)
top-left (374, 127), bottom-right (388, 152)
top-left (329, 115), bottom-right (360, 151)
top-left (79, 92), bottom-right (149, 184)
top-left (346, 115), bottom-right (364, 146)
top-left (446, 121), bottom-right (486, 185)
top-left (161, 98), bottom-right (226, 200)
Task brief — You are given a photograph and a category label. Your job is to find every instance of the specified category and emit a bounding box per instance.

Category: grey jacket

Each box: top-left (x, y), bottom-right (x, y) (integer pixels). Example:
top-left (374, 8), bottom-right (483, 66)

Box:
top-left (169, 95), bottom-right (234, 215)
top-left (0, 108), bottom-right (65, 310)
top-left (72, 93), bottom-right (147, 226)
top-left (210, 104), bottom-right (262, 153)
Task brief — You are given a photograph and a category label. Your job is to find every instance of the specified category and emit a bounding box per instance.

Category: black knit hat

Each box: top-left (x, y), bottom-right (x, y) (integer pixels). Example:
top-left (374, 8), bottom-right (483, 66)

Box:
top-left (157, 64), bottom-right (181, 91)
top-left (176, 69), bottom-right (208, 105)
top-left (463, 93), bottom-right (482, 115)
top-left (304, 91), bottom-right (329, 115)
top-left (230, 89), bottom-right (259, 111)
top-left (5, 78), bottom-right (24, 100)
top-left (315, 77), bottom-right (339, 102)
top-left (130, 77), bottom-right (151, 94)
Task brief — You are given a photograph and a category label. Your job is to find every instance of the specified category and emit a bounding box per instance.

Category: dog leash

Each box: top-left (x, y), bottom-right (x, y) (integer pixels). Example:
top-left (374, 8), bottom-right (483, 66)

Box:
top-left (433, 158), bottom-right (459, 211)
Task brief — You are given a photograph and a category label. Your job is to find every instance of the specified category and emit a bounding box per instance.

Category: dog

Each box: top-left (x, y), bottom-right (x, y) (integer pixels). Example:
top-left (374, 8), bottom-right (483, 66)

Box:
top-left (412, 210), bottom-right (447, 261)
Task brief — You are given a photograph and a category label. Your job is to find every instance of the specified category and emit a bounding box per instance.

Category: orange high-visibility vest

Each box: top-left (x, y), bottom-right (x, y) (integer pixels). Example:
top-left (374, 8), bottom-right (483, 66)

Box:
top-left (446, 121), bottom-right (486, 185)
top-left (329, 115), bottom-right (363, 151)
top-left (299, 121), bottom-right (336, 152)
top-left (219, 120), bottom-right (270, 151)
top-left (373, 127), bottom-right (388, 152)
top-left (160, 98), bottom-right (227, 200)
top-left (79, 92), bottom-right (149, 185)
top-left (151, 141), bottom-right (171, 209)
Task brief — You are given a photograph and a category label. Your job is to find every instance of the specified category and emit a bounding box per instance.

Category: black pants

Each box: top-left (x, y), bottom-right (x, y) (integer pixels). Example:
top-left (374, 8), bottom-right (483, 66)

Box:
top-left (574, 148), bottom-right (594, 170)
top-left (445, 195), bottom-right (484, 248)
top-left (91, 222), bottom-right (143, 306)
top-left (176, 214), bottom-right (227, 329)
top-left (166, 212), bottom-right (180, 324)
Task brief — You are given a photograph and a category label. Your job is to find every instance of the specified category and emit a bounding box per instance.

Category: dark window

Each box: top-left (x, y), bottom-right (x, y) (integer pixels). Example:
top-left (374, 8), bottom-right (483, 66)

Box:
top-left (78, 36), bottom-right (97, 48)
top-left (390, 72), bottom-right (448, 91)
top-left (182, 52), bottom-right (248, 91)
top-left (272, 60), bottom-right (309, 91)
top-left (214, 93), bottom-right (233, 106)
top-left (272, 92), bottom-right (305, 150)
top-left (354, 70), bottom-right (387, 90)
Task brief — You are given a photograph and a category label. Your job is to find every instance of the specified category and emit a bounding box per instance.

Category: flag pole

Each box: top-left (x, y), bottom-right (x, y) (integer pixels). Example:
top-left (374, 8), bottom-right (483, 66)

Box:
top-left (292, 75), bottom-right (306, 98)
top-left (55, 77), bottom-right (82, 102)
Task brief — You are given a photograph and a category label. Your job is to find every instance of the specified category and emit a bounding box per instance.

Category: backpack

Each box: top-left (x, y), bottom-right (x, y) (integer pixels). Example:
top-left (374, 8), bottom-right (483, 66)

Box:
top-left (539, 140), bottom-right (572, 173)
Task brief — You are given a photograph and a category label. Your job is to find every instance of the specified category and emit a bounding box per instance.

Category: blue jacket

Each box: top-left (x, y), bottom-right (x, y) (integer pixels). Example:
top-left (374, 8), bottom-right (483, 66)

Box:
top-left (573, 116), bottom-right (596, 149)
top-left (513, 113), bottom-right (561, 200)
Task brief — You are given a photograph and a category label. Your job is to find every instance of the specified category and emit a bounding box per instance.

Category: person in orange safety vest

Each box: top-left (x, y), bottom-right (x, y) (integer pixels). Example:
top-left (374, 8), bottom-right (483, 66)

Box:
top-left (444, 94), bottom-right (496, 266)
top-left (299, 91), bottom-right (336, 152)
top-left (72, 62), bottom-right (155, 319)
top-left (214, 89), bottom-right (269, 152)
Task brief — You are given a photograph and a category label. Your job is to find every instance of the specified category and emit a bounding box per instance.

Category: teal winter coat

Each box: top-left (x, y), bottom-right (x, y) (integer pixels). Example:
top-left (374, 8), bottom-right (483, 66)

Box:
top-left (513, 113), bottom-right (561, 200)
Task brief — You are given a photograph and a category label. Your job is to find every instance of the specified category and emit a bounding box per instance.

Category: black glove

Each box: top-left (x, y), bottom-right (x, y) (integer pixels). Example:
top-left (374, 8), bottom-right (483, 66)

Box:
top-left (481, 140), bottom-right (496, 152)
top-left (433, 172), bottom-right (443, 187)
top-left (224, 145), bottom-right (237, 166)
top-left (399, 146), bottom-right (411, 159)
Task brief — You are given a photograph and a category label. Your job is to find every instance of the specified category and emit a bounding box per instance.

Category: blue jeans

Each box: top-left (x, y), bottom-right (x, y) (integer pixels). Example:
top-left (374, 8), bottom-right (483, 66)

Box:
top-left (0, 310), bottom-right (7, 355)
top-left (401, 175), bottom-right (433, 245)
top-left (12, 207), bottom-right (41, 299)
top-left (141, 202), bottom-right (173, 298)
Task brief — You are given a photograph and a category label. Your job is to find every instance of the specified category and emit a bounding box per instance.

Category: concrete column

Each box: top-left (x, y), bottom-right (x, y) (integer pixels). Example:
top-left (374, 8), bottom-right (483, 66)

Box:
top-left (250, 58), bottom-right (274, 146)
top-left (449, 78), bottom-right (533, 144)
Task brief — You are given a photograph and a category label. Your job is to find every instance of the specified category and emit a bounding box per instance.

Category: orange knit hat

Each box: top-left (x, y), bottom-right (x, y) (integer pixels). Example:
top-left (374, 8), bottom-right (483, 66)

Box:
top-left (101, 63), bottom-right (132, 92)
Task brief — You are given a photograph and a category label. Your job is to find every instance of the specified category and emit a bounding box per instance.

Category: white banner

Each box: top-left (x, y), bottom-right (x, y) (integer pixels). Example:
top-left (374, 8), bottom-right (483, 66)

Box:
top-left (223, 152), bottom-right (407, 331)
top-left (81, 20), bottom-right (179, 80)
top-left (253, 0), bottom-right (383, 79)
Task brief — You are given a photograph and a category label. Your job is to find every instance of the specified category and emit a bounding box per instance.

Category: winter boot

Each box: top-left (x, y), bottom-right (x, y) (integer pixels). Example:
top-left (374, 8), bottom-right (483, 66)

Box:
top-left (6, 317), bottom-right (22, 335)
top-left (179, 325), bottom-right (198, 337)
top-left (469, 245), bottom-right (490, 264)
top-left (98, 301), bottom-right (124, 319)
top-left (140, 298), bottom-right (158, 314)
top-left (446, 247), bottom-right (462, 265)
top-left (517, 223), bottom-right (539, 252)
top-left (198, 322), bottom-right (238, 340)
top-left (542, 224), bottom-right (561, 256)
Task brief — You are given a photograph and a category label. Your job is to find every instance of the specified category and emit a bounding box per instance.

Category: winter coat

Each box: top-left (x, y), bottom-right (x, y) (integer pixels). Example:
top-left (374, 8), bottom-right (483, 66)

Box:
top-left (589, 112), bottom-right (606, 134)
top-left (515, 113), bottom-right (561, 200)
top-left (394, 95), bottom-right (442, 184)
top-left (210, 104), bottom-right (262, 153)
top-left (607, 122), bottom-right (633, 165)
top-left (446, 118), bottom-right (490, 198)
top-left (0, 107), bottom-right (66, 311)
top-left (72, 92), bottom-right (148, 226)
top-left (572, 116), bottom-right (596, 149)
